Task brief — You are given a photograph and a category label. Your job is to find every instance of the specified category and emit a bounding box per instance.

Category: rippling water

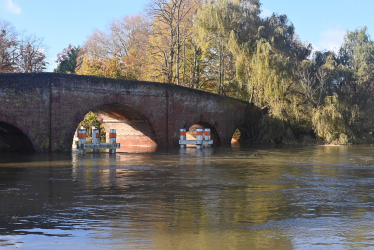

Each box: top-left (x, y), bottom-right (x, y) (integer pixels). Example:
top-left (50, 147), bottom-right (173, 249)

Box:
top-left (1, 145), bottom-right (374, 249)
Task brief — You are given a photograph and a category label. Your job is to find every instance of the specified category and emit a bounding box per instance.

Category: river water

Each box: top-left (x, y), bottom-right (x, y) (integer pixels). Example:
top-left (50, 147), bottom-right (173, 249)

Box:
top-left (1, 145), bottom-right (374, 249)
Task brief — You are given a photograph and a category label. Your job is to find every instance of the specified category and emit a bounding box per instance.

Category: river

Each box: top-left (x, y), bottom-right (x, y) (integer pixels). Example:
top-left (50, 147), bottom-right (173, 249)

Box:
top-left (1, 145), bottom-right (374, 249)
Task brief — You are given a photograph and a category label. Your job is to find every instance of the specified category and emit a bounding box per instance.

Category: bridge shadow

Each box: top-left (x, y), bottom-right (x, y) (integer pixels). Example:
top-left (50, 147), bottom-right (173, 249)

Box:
top-left (0, 122), bottom-right (34, 152)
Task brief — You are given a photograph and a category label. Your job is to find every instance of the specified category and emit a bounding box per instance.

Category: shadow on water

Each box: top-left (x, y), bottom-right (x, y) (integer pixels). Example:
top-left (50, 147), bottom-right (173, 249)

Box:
top-left (1, 145), bottom-right (374, 249)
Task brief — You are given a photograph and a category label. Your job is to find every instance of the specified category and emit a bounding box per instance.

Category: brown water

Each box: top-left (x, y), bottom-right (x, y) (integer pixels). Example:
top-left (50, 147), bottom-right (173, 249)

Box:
top-left (1, 145), bottom-right (374, 249)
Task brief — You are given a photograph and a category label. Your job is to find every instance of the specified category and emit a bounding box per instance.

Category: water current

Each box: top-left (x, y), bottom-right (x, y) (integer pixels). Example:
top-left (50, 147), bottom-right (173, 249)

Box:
top-left (1, 145), bottom-right (374, 249)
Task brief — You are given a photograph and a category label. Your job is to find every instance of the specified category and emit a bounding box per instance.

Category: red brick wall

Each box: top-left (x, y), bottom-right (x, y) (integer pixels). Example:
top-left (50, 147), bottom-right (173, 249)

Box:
top-left (0, 74), bottom-right (51, 152)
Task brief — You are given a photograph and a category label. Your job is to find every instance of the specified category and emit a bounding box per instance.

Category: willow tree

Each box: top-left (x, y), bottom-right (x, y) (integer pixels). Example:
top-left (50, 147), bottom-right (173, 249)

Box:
top-left (301, 27), bottom-right (374, 144)
top-left (312, 94), bottom-right (349, 144)
top-left (194, 0), bottom-right (316, 143)
top-left (194, 0), bottom-right (261, 95)
top-left (334, 27), bottom-right (374, 142)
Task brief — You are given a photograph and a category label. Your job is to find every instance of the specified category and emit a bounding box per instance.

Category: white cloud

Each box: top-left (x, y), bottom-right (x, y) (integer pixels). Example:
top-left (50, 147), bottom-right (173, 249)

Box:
top-left (318, 26), bottom-right (346, 52)
top-left (2, 0), bottom-right (22, 14)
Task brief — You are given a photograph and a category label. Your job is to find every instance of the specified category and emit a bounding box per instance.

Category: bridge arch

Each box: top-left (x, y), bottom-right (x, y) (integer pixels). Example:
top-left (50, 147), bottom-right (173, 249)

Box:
top-left (69, 103), bottom-right (158, 152)
top-left (0, 121), bottom-right (35, 152)
top-left (186, 122), bottom-right (221, 146)
top-left (231, 126), bottom-right (248, 144)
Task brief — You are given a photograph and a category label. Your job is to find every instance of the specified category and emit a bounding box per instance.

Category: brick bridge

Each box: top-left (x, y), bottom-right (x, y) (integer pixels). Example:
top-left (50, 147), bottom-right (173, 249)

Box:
top-left (0, 73), bottom-right (250, 152)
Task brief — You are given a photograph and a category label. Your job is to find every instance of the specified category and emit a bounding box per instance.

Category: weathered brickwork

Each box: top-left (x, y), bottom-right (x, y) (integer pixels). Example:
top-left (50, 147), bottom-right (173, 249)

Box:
top-left (0, 73), bottom-right (249, 152)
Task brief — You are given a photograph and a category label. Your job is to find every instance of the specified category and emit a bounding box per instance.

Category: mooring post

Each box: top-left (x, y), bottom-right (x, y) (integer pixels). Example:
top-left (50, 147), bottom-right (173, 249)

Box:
top-left (92, 126), bottom-right (100, 153)
top-left (109, 129), bottom-right (117, 154)
top-left (180, 128), bottom-right (186, 148)
top-left (204, 128), bottom-right (211, 148)
top-left (78, 126), bottom-right (86, 154)
top-left (196, 128), bottom-right (203, 149)
top-left (179, 128), bottom-right (212, 148)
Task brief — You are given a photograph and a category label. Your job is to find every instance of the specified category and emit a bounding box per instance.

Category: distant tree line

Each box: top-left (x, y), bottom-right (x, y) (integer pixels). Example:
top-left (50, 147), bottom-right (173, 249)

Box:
top-left (3, 0), bottom-right (374, 145)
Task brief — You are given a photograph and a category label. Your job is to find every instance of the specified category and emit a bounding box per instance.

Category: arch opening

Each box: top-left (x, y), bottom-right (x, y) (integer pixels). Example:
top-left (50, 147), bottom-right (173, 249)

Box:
top-left (72, 103), bottom-right (158, 153)
top-left (0, 122), bottom-right (34, 152)
top-left (72, 111), bottom-right (107, 147)
top-left (231, 129), bottom-right (241, 144)
top-left (186, 122), bottom-right (220, 147)
top-left (231, 127), bottom-right (248, 145)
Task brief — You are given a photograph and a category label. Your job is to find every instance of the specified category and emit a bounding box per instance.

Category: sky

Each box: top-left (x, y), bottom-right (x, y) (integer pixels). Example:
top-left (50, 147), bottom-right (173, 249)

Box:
top-left (1, 0), bottom-right (373, 72)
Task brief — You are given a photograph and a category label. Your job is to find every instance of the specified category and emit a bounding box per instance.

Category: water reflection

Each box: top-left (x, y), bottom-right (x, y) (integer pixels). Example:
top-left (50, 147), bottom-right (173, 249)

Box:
top-left (1, 145), bottom-right (374, 249)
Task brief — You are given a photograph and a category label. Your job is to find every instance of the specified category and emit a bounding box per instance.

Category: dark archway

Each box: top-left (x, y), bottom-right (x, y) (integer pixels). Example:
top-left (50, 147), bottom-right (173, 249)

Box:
top-left (0, 122), bottom-right (34, 152)
top-left (186, 122), bottom-right (220, 146)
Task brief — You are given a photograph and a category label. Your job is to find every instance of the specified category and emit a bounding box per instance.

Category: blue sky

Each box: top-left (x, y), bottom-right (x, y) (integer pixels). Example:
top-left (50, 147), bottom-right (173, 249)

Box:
top-left (1, 0), bottom-right (373, 72)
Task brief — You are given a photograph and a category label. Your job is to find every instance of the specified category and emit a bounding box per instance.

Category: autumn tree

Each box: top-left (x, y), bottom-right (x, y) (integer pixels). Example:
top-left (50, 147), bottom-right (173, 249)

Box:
top-left (0, 20), bottom-right (47, 73)
top-left (77, 55), bottom-right (136, 79)
top-left (146, 0), bottom-right (200, 84)
top-left (17, 33), bottom-right (47, 73)
top-left (79, 14), bottom-right (149, 80)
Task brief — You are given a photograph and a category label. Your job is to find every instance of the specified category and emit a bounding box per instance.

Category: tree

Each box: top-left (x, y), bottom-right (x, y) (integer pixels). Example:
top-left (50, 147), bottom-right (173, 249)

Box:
top-left (55, 44), bottom-right (81, 74)
top-left (193, 1), bottom-right (321, 143)
top-left (77, 55), bottom-right (136, 79)
top-left (0, 20), bottom-right (18, 73)
top-left (334, 27), bottom-right (374, 142)
top-left (0, 19), bottom-right (48, 73)
top-left (17, 33), bottom-right (47, 73)
top-left (78, 112), bottom-right (106, 138)
top-left (147, 0), bottom-right (200, 84)
top-left (295, 27), bottom-right (374, 144)
top-left (194, 0), bottom-right (237, 94)
top-left (80, 14), bottom-right (149, 80)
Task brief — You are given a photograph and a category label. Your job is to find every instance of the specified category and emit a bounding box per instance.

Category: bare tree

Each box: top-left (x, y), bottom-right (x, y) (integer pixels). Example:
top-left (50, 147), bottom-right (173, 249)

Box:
top-left (0, 20), bottom-right (47, 73)
top-left (18, 33), bottom-right (47, 73)
top-left (110, 15), bottom-right (150, 59)
top-left (0, 20), bottom-right (19, 73)
top-left (147, 0), bottom-right (198, 84)
top-left (80, 14), bottom-right (150, 80)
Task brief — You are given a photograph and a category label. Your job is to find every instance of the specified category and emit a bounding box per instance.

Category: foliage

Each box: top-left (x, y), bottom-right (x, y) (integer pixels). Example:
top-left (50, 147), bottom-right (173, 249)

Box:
top-left (49, 1), bottom-right (374, 145)
top-left (76, 55), bottom-right (137, 79)
top-left (0, 20), bottom-right (47, 73)
top-left (55, 44), bottom-right (80, 74)
top-left (312, 95), bottom-right (349, 144)
top-left (146, 0), bottom-right (201, 84)
top-left (78, 14), bottom-right (149, 80)
top-left (78, 112), bottom-right (106, 138)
